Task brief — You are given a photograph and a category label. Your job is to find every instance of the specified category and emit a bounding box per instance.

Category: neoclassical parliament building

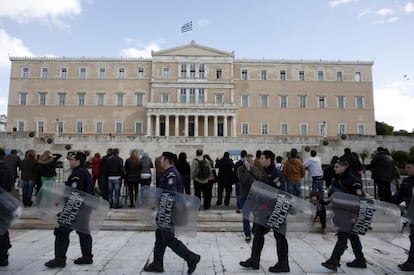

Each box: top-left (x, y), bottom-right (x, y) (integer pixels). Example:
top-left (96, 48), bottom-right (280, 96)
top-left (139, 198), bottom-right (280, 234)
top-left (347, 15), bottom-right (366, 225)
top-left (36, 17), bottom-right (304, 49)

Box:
top-left (6, 41), bottom-right (375, 139)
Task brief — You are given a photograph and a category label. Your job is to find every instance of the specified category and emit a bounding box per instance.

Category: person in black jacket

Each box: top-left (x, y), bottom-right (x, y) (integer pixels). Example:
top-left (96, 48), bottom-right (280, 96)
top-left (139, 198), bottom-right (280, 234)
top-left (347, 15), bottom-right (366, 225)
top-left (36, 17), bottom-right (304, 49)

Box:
top-left (45, 151), bottom-right (94, 268)
top-left (175, 152), bottom-right (191, 194)
top-left (371, 147), bottom-right (396, 202)
top-left (124, 149), bottom-right (140, 207)
top-left (239, 150), bottom-right (289, 273)
top-left (104, 148), bottom-right (124, 208)
top-left (321, 160), bottom-right (367, 271)
top-left (392, 158), bottom-right (414, 271)
top-left (215, 151), bottom-right (234, 206)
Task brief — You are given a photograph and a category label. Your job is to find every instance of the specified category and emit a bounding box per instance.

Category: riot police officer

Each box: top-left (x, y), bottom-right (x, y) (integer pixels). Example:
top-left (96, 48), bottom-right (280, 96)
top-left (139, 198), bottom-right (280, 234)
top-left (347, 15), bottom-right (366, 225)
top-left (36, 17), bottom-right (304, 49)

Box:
top-left (239, 150), bottom-right (289, 273)
top-left (144, 152), bottom-right (200, 274)
top-left (321, 160), bottom-right (367, 271)
top-left (0, 148), bottom-right (13, 266)
top-left (45, 151), bottom-right (94, 268)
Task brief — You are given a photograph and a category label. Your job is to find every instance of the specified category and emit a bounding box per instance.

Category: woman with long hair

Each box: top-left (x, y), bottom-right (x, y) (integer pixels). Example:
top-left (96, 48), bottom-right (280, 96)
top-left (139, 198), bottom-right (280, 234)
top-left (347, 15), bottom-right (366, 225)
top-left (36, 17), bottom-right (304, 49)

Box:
top-left (124, 149), bottom-right (140, 207)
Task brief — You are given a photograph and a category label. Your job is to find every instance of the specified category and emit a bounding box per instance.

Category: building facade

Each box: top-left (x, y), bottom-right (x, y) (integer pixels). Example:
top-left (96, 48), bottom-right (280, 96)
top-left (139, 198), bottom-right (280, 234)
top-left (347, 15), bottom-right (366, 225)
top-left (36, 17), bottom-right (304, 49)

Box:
top-left (7, 41), bottom-right (375, 138)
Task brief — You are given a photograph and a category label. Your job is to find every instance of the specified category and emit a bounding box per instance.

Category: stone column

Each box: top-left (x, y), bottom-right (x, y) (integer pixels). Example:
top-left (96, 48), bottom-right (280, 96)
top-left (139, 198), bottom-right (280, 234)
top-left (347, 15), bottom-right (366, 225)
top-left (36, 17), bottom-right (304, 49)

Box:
top-left (155, 114), bottom-right (160, 137)
top-left (146, 114), bottom-right (151, 136)
top-left (184, 115), bottom-right (189, 136)
top-left (213, 115), bottom-right (218, 137)
top-left (175, 116), bottom-right (179, 137)
top-left (194, 115), bottom-right (199, 137)
top-left (223, 115), bottom-right (228, 137)
top-left (231, 115), bottom-right (237, 137)
top-left (204, 115), bottom-right (208, 137)
top-left (165, 114), bottom-right (170, 137)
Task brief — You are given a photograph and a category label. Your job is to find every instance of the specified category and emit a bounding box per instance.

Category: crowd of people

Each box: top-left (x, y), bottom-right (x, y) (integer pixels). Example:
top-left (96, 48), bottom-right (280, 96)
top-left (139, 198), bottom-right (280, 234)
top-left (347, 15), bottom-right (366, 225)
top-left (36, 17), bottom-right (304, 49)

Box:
top-left (0, 145), bottom-right (413, 273)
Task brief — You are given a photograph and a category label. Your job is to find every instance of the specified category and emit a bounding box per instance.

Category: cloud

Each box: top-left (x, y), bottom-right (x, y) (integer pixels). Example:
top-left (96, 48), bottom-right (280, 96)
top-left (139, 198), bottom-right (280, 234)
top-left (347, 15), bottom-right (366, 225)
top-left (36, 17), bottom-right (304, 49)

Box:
top-left (0, 28), bottom-right (33, 68)
top-left (0, 0), bottom-right (83, 30)
top-left (403, 2), bottom-right (414, 13)
top-left (376, 8), bottom-right (394, 16)
top-left (373, 17), bottom-right (399, 24)
top-left (119, 41), bottom-right (162, 58)
top-left (374, 81), bottom-right (414, 131)
top-left (328, 0), bottom-right (357, 8)
top-left (195, 19), bottom-right (210, 28)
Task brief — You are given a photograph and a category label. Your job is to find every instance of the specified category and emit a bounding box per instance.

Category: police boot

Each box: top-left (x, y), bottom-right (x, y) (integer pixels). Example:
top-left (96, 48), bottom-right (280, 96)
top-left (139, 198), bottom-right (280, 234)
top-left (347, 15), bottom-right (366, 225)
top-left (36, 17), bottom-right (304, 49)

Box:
top-left (0, 251), bottom-right (8, 266)
top-left (74, 254), bottom-right (93, 265)
top-left (321, 259), bottom-right (340, 272)
top-left (143, 261), bottom-right (164, 272)
top-left (44, 257), bottom-right (66, 268)
top-left (398, 262), bottom-right (414, 271)
top-left (269, 262), bottom-right (290, 273)
top-left (346, 258), bottom-right (367, 268)
top-left (239, 257), bottom-right (259, 269)
top-left (186, 252), bottom-right (200, 274)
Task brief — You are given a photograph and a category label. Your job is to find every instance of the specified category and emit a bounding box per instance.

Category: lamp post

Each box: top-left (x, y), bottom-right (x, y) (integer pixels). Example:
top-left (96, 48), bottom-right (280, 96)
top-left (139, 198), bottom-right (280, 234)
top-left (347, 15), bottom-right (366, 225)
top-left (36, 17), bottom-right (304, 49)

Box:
top-left (55, 118), bottom-right (59, 137)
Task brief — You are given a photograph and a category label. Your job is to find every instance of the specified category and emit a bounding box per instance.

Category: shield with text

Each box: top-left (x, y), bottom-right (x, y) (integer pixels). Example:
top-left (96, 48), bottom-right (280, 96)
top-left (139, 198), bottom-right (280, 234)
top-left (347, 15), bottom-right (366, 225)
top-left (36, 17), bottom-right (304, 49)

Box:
top-left (0, 187), bottom-right (22, 234)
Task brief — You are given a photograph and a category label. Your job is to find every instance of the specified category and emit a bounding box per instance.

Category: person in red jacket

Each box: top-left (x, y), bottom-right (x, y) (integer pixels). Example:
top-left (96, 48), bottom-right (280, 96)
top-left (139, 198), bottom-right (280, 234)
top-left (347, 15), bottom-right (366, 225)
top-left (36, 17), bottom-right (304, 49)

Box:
top-left (91, 153), bottom-right (102, 188)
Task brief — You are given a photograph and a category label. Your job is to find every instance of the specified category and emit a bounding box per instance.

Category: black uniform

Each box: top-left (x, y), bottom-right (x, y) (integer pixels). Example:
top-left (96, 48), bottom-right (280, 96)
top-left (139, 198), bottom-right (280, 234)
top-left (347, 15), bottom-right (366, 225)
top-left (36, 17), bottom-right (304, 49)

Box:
top-left (322, 168), bottom-right (367, 271)
top-left (240, 163), bottom-right (289, 272)
top-left (45, 163), bottom-right (94, 268)
top-left (392, 174), bottom-right (414, 271)
top-left (0, 160), bottom-right (13, 266)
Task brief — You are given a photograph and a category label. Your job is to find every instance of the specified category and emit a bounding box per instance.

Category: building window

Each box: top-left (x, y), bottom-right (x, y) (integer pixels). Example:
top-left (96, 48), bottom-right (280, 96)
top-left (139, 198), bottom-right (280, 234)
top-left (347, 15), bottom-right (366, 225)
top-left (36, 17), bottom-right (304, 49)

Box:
top-left (317, 70), bottom-right (324, 81)
top-left (318, 96), bottom-right (326, 108)
top-left (19, 93), bottom-right (27, 105)
top-left (181, 64), bottom-right (187, 78)
top-left (22, 67), bottom-right (29, 79)
top-left (80, 67), bottom-right (87, 79)
top-left (96, 121), bottom-right (103, 133)
top-left (115, 122), bottom-right (123, 134)
top-left (357, 124), bottom-right (365, 135)
top-left (355, 72), bottom-right (361, 82)
top-left (199, 64), bottom-right (205, 79)
top-left (116, 93), bottom-right (124, 106)
top-left (319, 122), bottom-right (327, 137)
top-left (260, 95), bottom-right (268, 108)
top-left (39, 93), bottom-right (47, 105)
top-left (41, 68), bottom-right (48, 79)
top-left (190, 64), bottom-right (196, 78)
top-left (37, 121), bottom-right (44, 133)
top-left (299, 95), bottom-right (307, 108)
top-left (241, 69), bottom-right (248, 80)
top-left (337, 96), bottom-right (345, 109)
top-left (189, 89), bottom-right (196, 103)
top-left (215, 94), bottom-right (223, 104)
top-left (137, 67), bottom-right (144, 79)
top-left (241, 95), bottom-right (249, 107)
top-left (78, 93), bottom-right (85, 106)
top-left (163, 67), bottom-right (170, 79)
top-left (260, 69), bottom-right (267, 80)
top-left (299, 70), bottom-right (305, 81)
top-left (242, 123), bottom-right (249, 134)
top-left (76, 121), bottom-right (83, 133)
top-left (18, 121), bottom-right (25, 131)
top-left (97, 93), bottom-right (104, 106)
top-left (135, 122), bottom-right (143, 134)
top-left (61, 68), bottom-right (67, 79)
top-left (161, 93), bottom-right (169, 103)
top-left (337, 71), bottom-right (343, 82)
top-left (118, 68), bottom-right (125, 79)
top-left (136, 93), bottom-right (144, 106)
top-left (216, 68), bottom-right (222, 79)
top-left (338, 124), bottom-right (346, 135)
top-left (280, 95), bottom-right (288, 108)
top-left (280, 70), bottom-right (286, 80)
top-left (58, 93), bottom-right (66, 106)
top-left (199, 88), bottom-right (205, 103)
top-left (356, 96), bottom-right (364, 109)
top-left (261, 123), bottom-right (269, 135)
top-left (281, 123), bottom-right (288, 135)
top-left (57, 121), bottom-right (63, 133)
top-left (300, 123), bottom-right (308, 135)
top-left (180, 88), bottom-right (186, 103)
top-left (99, 68), bottom-right (106, 79)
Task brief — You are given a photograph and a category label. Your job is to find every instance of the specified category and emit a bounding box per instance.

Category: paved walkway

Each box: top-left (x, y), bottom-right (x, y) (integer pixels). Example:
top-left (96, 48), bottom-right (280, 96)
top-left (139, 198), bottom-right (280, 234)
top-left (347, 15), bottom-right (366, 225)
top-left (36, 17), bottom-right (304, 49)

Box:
top-left (2, 229), bottom-right (411, 274)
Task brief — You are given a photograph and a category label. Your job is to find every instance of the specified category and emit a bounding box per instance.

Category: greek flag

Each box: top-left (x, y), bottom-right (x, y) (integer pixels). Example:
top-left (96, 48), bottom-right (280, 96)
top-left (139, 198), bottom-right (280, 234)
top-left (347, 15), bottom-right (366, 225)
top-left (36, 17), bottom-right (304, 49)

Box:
top-left (181, 21), bottom-right (192, 33)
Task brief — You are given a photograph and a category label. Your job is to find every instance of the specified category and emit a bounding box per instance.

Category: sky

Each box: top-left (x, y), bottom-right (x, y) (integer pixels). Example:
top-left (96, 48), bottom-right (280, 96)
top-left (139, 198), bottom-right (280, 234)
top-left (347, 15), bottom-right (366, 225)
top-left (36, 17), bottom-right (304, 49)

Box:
top-left (0, 0), bottom-right (413, 131)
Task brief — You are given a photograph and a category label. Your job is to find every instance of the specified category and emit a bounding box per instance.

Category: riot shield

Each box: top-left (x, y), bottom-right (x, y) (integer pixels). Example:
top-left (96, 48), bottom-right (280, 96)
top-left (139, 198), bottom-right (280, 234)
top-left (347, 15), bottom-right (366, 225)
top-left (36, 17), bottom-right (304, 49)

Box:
top-left (331, 192), bottom-right (401, 237)
top-left (137, 186), bottom-right (200, 237)
top-left (0, 187), bottom-right (22, 234)
top-left (36, 184), bottom-right (110, 234)
top-left (242, 181), bottom-right (316, 237)
top-left (404, 197), bottom-right (414, 223)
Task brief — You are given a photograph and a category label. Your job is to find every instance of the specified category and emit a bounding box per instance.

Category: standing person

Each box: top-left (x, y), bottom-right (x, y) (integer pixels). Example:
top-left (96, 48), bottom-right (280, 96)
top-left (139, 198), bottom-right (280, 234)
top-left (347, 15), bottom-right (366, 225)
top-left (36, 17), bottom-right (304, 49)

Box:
top-left (321, 160), bottom-right (367, 271)
top-left (99, 148), bottom-right (112, 201)
top-left (176, 152), bottom-right (191, 194)
top-left (4, 149), bottom-right (21, 187)
top-left (253, 150), bottom-right (264, 176)
top-left (139, 152), bottom-right (154, 187)
top-left (203, 154), bottom-right (216, 209)
top-left (371, 147), bottom-right (396, 202)
top-left (20, 149), bottom-right (38, 207)
top-left (124, 149), bottom-right (140, 207)
top-left (275, 156), bottom-right (283, 171)
top-left (339, 148), bottom-right (362, 178)
top-left (240, 150), bottom-right (289, 273)
top-left (104, 148), bottom-right (124, 209)
top-left (392, 158), bottom-right (414, 271)
top-left (38, 151), bottom-right (62, 189)
top-left (237, 153), bottom-right (260, 242)
top-left (154, 155), bottom-right (164, 188)
top-left (309, 191), bottom-right (328, 234)
top-left (304, 150), bottom-right (324, 199)
top-left (91, 153), bottom-right (101, 189)
top-left (234, 150), bottom-right (247, 213)
top-left (62, 152), bottom-right (73, 184)
top-left (283, 148), bottom-right (305, 198)
top-left (44, 151), bottom-right (94, 268)
top-left (190, 149), bottom-right (211, 210)
top-left (144, 152), bottom-right (200, 274)
top-left (0, 148), bottom-right (14, 266)
top-left (215, 151), bottom-right (234, 206)
top-left (323, 156), bottom-right (339, 190)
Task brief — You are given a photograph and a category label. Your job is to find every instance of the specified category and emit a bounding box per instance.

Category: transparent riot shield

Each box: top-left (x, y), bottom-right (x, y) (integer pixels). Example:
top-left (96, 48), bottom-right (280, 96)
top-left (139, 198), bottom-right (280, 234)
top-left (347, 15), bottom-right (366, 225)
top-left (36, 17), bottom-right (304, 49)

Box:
top-left (331, 192), bottom-right (401, 238)
top-left (406, 196), bottom-right (414, 223)
top-left (36, 184), bottom-right (110, 234)
top-left (137, 186), bottom-right (201, 237)
top-left (0, 187), bottom-right (22, 234)
top-left (242, 181), bottom-right (316, 237)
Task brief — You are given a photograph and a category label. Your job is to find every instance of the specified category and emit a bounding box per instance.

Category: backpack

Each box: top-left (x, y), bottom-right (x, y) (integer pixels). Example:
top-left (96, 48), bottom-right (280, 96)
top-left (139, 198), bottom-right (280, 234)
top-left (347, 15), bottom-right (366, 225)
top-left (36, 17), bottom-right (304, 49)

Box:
top-left (195, 159), bottom-right (210, 180)
top-left (233, 159), bottom-right (244, 182)
top-left (0, 162), bottom-right (13, 192)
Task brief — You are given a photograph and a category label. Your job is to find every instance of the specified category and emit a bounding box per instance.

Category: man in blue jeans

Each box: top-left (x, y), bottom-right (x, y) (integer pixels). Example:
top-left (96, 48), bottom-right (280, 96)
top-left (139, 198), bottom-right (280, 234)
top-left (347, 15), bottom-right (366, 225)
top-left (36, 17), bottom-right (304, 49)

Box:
top-left (104, 148), bottom-right (124, 208)
top-left (304, 150), bottom-right (324, 199)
